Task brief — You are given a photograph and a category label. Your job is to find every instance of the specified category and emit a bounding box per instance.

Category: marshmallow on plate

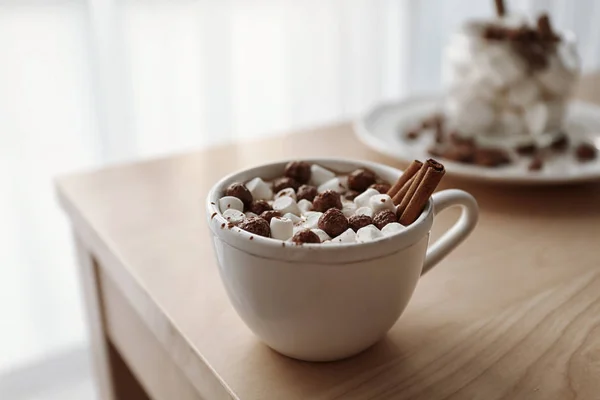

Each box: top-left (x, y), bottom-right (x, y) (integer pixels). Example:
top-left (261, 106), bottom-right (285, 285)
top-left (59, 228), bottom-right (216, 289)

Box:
top-left (331, 228), bottom-right (356, 244)
top-left (496, 110), bottom-right (526, 136)
top-left (275, 188), bottom-right (297, 201)
top-left (310, 164), bottom-right (336, 186)
top-left (355, 206), bottom-right (374, 218)
top-left (219, 196), bottom-right (244, 213)
top-left (302, 211), bottom-right (323, 230)
top-left (222, 209), bottom-right (245, 224)
top-left (245, 177), bottom-right (272, 200)
top-left (381, 222), bottom-right (406, 236)
top-left (356, 225), bottom-right (383, 243)
top-left (507, 79), bottom-right (539, 109)
top-left (283, 213), bottom-right (302, 224)
top-left (369, 194), bottom-right (395, 214)
top-left (270, 217), bottom-right (293, 240)
top-left (354, 188), bottom-right (380, 208)
top-left (297, 199), bottom-right (313, 213)
top-left (311, 229), bottom-right (331, 242)
top-left (272, 196), bottom-right (301, 216)
top-left (318, 177), bottom-right (347, 194)
top-left (524, 102), bottom-right (549, 135)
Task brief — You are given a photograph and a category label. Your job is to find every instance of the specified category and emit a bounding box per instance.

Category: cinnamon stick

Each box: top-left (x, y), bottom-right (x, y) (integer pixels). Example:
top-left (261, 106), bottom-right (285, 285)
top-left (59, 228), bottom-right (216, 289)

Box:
top-left (399, 159), bottom-right (446, 225)
top-left (395, 162), bottom-right (429, 217)
top-left (387, 160), bottom-right (423, 201)
top-left (392, 174), bottom-right (416, 205)
top-left (494, 0), bottom-right (506, 17)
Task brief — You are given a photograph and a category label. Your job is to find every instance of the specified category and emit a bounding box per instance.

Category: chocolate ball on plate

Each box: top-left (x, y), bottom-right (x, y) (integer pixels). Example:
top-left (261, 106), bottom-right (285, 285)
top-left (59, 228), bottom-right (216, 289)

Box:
top-left (373, 210), bottom-right (396, 230)
top-left (296, 184), bottom-right (318, 202)
top-left (272, 176), bottom-right (300, 193)
top-left (318, 208), bottom-right (348, 238)
top-left (225, 182), bottom-right (253, 208)
top-left (284, 161), bottom-right (311, 184)
top-left (348, 214), bottom-right (373, 232)
top-left (312, 190), bottom-right (343, 212)
top-left (291, 229), bottom-right (321, 244)
top-left (238, 217), bottom-right (270, 237)
top-left (347, 169), bottom-right (376, 191)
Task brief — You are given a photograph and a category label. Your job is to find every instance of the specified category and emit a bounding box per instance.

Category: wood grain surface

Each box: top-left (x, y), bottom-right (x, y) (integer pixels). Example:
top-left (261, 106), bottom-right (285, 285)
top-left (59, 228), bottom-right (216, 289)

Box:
top-left (57, 74), bottom-right (600, 400)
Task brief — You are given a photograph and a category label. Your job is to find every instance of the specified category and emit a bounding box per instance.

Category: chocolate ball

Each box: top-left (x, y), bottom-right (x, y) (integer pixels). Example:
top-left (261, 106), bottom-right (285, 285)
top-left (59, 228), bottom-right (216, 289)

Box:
top-left (272, 176), bottom-right (300, 193)
top-left (225, 182), bottom-right (253, 208)
top-left (297, 184), bottom-right (318, 202)
top-left (291, 229), bottom-right (321, 244)
top-left (575, 143), bottom-right (597, 162)
top-left (238, 217), bottom-right (270, 237)
top-left (344, 190), bottom-right (360, 201)
top-left (348, 214), bottom-right (373, 232)
top-left (312, 190), bottom-right (342, 212)
top-left (250, 200), bottom-right (272, 215)
top-left (318, 208), bottom-right (348, 238)
top-left (370, 183), bottom-right (391, 194)
top-left (373, 210), bottom-right (397, 230)
top-left (260, 210), bottom-right (281, 223)
top-left (284, 161), bottom-right (311, 184)
top-left (347, 169), bottom-right (376, 191)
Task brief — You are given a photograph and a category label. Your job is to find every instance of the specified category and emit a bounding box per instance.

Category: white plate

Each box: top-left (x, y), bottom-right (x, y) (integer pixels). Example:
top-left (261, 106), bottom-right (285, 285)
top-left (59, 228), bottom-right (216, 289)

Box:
top-left (354, 95), bottom-right (600, 184)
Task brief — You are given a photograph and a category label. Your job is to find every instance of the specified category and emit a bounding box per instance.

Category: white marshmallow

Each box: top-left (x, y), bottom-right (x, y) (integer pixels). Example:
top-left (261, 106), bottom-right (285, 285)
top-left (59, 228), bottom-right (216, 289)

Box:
top-left (507, 79), bottom-right (539, 109)
top-left (480, 44), bottom-right (524, 88)
top-left (356, 225), bottom-right (383, 243)
top-left (272, 196), bottom-right (301, 216)
top-left (355, 206), bottom-right (374, 218)
top-left (341, 202), bottom-right (357, 218)
top-left (381, 222), bottom-right (406, 236)
top-left (270, 217), bottom-right (293, 241)
top-left (222, 209), bottom-right (245, 224)
top-left (245, 212), bottom-right (258, 218)
top-left (318, 177), bottom-right (347, 194)
top-left (497, 110), bottom-right (526, 136)
top-left (302, 211), bottom-right (323, 230)
top-left (524, 102), bottom-right (549, 135)
top-left (297, 199), bottom-right (313, 213)
top-left (369, 194), bottom-right (395, 214)
top-left (310, 164), bottom-right (336, 186)
top-left (283, 213), bottom-right (302, 224)
top-left (245, 177), bottom-right (273, 200)
top-left (311, 228), bottom-right (331, 242)
top-left (545, 101), bottom-right (566, 132)
top-left (449, 98), bottom-right (496, 135)
top-left (332, 228), bottom-right (356, 244)
top-left (275, 188), bottom-right (297, 201)
top-left (537, 55), bottom-right (576, 97)
top-left (557, 41), bottom-right (580, 74)
top-left (219, 196), bottom-right (244, 213)
top-left (354, 188), bottom-right (380, 208)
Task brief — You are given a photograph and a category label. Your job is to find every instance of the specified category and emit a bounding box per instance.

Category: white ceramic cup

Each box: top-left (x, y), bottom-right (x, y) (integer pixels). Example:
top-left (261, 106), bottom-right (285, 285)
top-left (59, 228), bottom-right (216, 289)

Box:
top-left (207, 158), bottom-right (478, 362)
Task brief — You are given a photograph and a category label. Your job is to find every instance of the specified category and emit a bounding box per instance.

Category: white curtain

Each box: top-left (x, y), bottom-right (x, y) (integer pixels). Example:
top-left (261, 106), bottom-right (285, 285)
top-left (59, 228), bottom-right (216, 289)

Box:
top-left (2, 0), bottom-right (599, 375)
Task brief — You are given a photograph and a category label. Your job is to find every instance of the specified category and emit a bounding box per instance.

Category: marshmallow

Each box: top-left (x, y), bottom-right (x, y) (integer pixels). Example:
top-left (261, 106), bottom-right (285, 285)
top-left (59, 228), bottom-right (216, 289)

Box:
top-left (302, 211), bottom-right (323, 230)
top-left (356, 225), bottom-right (383, 243)
top-left (557, 41), bottom-right (580, 74)
top-left (497, 110), bottom-right (526, 136)
top-left (332, 228), bottom-right (356, 244)
top-left (245, 212), bottom-right (258, 218)
top-left (449, 98), bottom-right (496, 135)
top-left (341, 202), bottom-right (357, 218)
top-left (222, 209), bottom-right (245, 225)
top-left (270, 217), bottom-right (293, 241)
top-left (369, 194), bottom-right (395, 214)
top-left (381, 222), bottom-right (406, 236)
top-left (545, 101), bottom-right (566, 132)
top-left (310, 164), bottom-right (336, 186)
top-left (355, 206), bottom-right (374, 218)
top-left (311, 229), bottom-right (331, 242)
top-left (297, 199), bottom-right (313, 213)
top-left (318, 177), bottom-right (347, 194)
top-left (507, 79), bottom-right (539, 109)
top-left (245, 177), bottom-right (273, 200)
top-left (272, 196), bottom-right (301, 216)
top-left (481, 44), bottom-right (524, 88)
top-left (219, 196), bottom-right (244, 213)
top-left (283, 213), bottom-right (302, 224)
top-left (537, 55), bottom-right (576, 97)
top-left (275, 188), bottom-right (297, 201)
top-left (524, 102), bottom-right (549, 135)
top-left (354, 188), bottom-right (380, 208)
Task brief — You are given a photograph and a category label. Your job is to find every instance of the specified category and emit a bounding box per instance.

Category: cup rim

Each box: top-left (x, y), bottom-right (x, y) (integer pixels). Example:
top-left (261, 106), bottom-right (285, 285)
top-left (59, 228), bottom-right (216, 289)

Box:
top-left (206, 158), bottom-right (434, 264)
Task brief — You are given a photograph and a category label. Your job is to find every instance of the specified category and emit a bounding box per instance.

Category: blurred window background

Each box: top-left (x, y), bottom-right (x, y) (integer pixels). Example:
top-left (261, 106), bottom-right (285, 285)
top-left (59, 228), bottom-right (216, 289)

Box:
top-left (1, 0), bottom-right (599, 398)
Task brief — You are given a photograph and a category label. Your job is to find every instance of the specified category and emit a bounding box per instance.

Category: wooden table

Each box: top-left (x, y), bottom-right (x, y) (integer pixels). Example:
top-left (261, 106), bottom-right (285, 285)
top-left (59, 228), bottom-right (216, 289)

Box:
top-left (57, 78), bottom-right (600, 400)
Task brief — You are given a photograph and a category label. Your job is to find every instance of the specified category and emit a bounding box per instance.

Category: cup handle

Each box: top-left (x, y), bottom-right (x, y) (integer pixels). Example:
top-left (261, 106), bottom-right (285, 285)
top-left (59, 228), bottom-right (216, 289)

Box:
top-left (421, 189), bottom-right (479, 275)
